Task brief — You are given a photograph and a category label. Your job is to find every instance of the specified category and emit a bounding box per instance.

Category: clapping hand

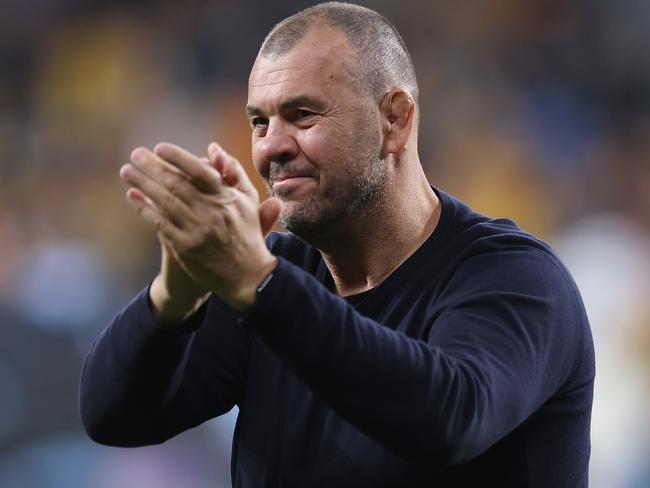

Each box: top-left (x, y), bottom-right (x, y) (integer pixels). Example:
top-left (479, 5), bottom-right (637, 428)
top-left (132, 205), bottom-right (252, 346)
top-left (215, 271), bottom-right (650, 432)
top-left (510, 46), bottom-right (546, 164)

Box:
top-left (119, 142), bottom-right (281, 323)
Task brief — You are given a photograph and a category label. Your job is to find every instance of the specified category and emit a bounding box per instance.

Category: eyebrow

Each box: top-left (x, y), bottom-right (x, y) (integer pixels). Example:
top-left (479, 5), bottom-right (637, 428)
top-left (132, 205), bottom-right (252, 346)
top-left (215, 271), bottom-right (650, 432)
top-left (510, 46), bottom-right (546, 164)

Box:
top-left (246, 95), bottom-right (327, 118)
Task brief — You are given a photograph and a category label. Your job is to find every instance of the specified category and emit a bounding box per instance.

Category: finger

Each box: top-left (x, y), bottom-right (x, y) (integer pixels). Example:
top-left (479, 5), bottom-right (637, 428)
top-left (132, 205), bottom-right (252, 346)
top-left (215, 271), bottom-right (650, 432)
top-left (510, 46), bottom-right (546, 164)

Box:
top-left (207, 143), bottom-right (226, 177)
top-left (125, 188), bottom-right (184, 243)
top-left (207, 142), bottom-right (257, 198)
top-left (129, 147), bottom-right (202, 205)
top-left (120, 163), bottom-right (194, 228)
top-left (259, 197), bottom-right (282, 236)
top-left (154, 142), bottom-right (222, 194)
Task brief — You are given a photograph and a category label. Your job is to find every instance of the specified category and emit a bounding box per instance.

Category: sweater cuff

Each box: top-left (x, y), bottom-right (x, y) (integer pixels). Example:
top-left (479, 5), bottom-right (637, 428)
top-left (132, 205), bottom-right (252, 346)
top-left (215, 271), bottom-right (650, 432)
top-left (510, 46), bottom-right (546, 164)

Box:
top-left (238, 256), bottom-right (322, 332)
top-left (126, 284), bottom-right (208, 340)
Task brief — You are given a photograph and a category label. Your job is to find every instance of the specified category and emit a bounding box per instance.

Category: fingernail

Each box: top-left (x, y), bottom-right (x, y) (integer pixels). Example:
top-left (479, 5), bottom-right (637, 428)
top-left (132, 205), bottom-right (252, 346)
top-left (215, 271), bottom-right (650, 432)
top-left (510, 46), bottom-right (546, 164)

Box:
top-left (131, 148), bottom-right (145, 162)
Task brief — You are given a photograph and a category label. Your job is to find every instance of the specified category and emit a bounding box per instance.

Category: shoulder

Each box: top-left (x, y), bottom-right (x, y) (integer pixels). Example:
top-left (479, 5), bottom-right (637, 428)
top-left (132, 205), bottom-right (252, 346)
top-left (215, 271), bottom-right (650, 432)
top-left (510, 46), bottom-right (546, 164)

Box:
top-left (436, 188), bottom-right (594, 366)
top-left (434, 188), bottom-right (590, 339)
top-left (435, 188), bottom-right (566, 282)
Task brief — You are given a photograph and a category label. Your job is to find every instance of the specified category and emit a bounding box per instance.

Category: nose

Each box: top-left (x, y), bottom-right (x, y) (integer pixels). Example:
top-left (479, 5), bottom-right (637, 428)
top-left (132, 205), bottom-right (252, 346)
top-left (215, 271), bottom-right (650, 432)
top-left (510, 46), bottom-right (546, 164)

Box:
top-left (253, 120), bottom-right (299, 178)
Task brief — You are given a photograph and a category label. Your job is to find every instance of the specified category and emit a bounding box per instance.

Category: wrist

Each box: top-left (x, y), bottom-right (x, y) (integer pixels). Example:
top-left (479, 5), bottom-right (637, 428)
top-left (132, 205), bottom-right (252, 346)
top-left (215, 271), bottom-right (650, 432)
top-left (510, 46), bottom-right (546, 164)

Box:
top-left (149, 274), bottom-right (209, 327)
top-left (224, 255), bottom-right (278, 311)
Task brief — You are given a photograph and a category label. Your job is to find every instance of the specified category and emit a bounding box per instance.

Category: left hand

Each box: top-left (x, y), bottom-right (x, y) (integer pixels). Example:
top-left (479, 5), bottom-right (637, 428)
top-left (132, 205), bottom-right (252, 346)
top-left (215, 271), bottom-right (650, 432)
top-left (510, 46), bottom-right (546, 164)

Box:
top-left (120, 141), bottom-right (282, 310)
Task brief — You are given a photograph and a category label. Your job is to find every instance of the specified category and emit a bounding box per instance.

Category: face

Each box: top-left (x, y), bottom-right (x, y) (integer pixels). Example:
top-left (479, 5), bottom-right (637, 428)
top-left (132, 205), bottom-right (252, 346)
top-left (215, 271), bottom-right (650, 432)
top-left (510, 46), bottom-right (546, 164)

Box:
top-left (247, 26), bottom-right (385, 238)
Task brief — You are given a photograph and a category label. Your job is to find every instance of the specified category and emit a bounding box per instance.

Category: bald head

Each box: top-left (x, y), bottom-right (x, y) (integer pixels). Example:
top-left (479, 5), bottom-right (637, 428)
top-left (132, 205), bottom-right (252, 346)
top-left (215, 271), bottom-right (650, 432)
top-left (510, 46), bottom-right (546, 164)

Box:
top-left (260, 2), bottom-right (419, 106)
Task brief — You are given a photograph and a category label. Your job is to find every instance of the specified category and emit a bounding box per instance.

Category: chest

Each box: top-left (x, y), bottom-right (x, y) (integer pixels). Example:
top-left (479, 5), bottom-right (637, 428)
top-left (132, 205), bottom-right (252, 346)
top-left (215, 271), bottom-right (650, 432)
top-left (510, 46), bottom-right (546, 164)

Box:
top-left (232, 341), bottom-right (426, 488)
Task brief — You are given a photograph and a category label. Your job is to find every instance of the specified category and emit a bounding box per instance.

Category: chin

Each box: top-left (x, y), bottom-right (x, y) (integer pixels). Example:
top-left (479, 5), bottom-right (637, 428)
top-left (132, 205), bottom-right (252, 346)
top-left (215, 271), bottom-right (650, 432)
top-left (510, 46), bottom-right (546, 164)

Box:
top-left (280, 205), bottom-right (323, 236)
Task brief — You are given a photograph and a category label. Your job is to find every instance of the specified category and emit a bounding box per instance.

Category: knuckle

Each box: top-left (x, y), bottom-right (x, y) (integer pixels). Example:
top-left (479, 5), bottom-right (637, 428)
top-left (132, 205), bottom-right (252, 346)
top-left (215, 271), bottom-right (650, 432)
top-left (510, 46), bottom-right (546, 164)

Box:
top-left (166, 177), bottom-right (184, 197)
top-left (185, 233), bottom-right (207, 254)
top-left (154, 218), bottom-right (166, 231)
top-left (159, 195), bottom-right (174, 214)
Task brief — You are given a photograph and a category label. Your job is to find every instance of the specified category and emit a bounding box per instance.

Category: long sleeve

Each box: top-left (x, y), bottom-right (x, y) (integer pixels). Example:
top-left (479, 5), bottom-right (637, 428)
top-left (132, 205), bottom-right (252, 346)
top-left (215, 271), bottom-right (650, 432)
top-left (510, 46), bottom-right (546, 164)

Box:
top-left (243, 249), bottom-right (590, 469)
top-left (79, 287), bottom-right (250, 446)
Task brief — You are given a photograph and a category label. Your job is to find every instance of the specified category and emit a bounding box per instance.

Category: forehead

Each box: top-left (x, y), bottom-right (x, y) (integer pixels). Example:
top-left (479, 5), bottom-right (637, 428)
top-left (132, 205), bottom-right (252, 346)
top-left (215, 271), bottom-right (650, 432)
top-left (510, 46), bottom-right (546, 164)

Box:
top-left (248, 26), bottom-right (358, 105)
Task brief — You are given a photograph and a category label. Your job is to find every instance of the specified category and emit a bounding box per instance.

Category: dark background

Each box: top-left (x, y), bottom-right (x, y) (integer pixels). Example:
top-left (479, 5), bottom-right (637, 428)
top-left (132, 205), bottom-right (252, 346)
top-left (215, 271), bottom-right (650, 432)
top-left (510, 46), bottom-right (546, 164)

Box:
top-left (1, 1), bottom-right (649, 486)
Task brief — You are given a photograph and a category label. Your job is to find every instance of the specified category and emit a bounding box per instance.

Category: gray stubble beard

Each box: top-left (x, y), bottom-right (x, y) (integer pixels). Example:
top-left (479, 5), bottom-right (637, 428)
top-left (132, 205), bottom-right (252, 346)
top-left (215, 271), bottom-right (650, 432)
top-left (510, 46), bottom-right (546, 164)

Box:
top-left (278, 151), bottom-right (386, 240)
top-left (278, 102), bottom-right (385, 240)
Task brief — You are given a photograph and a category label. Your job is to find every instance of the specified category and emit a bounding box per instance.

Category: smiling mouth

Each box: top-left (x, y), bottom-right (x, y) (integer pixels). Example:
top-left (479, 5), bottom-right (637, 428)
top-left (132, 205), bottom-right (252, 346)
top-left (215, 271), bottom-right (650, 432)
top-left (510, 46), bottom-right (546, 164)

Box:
top-left (271, 175), bottom-right (317, 197)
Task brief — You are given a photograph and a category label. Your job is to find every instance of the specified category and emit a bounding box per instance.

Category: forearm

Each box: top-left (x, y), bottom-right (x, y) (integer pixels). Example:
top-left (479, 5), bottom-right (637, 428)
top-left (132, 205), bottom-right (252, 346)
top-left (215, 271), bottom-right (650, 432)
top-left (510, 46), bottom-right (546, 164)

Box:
top-left (245, 263), bottom-right (477, 465)
top-left (79, 287), bottom-right (207, 446)
top-left (243, 257), bottom-right (574, 467)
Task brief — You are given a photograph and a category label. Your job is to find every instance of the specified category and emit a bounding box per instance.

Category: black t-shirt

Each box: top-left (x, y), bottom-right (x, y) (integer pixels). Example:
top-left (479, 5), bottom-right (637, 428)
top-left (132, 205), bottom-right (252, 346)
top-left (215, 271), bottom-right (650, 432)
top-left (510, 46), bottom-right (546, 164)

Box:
top-left (80, 188), bottom-right (594, 487)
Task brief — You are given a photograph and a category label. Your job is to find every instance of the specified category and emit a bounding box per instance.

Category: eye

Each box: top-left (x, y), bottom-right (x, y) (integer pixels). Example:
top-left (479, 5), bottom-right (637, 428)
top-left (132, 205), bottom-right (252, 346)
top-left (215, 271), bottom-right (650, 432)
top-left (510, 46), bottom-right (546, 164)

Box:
top-left (297, 109), bottom-right (314, 119)
top-left (251, 116), bottom-right (268, 128)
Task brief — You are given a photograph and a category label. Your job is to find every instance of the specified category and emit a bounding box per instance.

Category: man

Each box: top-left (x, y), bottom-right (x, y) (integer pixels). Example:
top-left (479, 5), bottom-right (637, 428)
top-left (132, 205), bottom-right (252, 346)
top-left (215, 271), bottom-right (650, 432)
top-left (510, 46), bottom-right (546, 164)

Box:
top-left (80, 2), bottom-right (594, 486)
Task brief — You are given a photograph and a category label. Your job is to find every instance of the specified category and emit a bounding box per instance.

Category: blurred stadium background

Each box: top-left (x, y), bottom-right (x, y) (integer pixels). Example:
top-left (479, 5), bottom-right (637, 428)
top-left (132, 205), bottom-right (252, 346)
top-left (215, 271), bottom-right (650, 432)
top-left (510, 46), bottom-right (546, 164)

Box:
top-left (1, 0), bottom-right (649, 486)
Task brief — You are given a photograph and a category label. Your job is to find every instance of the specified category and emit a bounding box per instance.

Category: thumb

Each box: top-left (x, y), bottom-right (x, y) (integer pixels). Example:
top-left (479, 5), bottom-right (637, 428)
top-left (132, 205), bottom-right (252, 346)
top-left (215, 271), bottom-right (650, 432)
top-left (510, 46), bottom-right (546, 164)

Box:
top-left (259, 197), bottom-right (282, 236)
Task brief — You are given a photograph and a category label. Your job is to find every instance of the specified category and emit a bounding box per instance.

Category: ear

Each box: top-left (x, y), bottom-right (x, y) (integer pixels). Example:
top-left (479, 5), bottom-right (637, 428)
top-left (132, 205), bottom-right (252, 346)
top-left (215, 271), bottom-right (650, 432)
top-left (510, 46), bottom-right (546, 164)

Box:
top-left (380, 89), bottom-right (416, 159)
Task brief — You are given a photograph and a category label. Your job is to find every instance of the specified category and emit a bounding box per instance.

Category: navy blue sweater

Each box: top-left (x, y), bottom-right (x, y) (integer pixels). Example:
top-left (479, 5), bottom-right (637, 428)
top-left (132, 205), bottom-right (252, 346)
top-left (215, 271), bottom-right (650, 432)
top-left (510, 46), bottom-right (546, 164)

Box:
top-left (80, 189), bottom-right (594, 487)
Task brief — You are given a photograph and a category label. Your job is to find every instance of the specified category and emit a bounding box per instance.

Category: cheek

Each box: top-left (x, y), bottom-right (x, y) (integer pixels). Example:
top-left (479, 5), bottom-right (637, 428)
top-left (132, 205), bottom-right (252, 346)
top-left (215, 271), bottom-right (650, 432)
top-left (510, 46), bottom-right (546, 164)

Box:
top-left (298, 125), bottom-right (345, 167)
top-left (251, 138), bottom-right (269, 179)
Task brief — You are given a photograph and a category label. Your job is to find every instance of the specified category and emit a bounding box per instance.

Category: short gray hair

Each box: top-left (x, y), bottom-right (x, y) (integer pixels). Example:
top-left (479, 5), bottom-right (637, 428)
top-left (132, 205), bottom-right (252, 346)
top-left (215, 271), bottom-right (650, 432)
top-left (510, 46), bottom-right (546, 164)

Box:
top-left (260, 2), bottom-right (419, 105)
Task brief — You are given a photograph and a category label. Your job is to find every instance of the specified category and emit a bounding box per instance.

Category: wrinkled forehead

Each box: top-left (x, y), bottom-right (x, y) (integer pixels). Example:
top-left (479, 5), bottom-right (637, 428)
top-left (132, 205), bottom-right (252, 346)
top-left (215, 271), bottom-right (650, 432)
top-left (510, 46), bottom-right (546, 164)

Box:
top-left (248, 25), bottom-right (359, 95)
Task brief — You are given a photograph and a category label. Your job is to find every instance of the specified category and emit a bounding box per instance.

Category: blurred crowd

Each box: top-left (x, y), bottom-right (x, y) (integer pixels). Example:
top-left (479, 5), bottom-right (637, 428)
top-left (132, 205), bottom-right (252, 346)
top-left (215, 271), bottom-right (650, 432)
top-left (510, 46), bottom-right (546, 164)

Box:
top-left (1, 0), bottom-right (649, 487)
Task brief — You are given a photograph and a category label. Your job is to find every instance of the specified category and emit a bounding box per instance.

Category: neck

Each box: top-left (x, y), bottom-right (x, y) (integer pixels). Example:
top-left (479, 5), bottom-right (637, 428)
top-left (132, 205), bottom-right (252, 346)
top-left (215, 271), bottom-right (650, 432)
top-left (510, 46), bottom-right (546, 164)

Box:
top-left (308, 159), bottom-right (441, 297)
